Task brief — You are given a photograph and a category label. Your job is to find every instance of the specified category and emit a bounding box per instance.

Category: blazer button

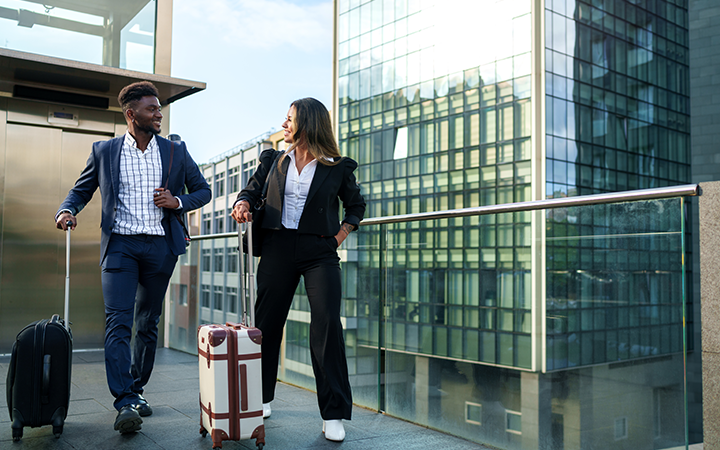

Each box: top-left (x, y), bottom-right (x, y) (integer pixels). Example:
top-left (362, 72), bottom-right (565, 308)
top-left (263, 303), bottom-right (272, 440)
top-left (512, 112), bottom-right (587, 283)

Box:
top-left (318, 207), bottom-right (324, 213)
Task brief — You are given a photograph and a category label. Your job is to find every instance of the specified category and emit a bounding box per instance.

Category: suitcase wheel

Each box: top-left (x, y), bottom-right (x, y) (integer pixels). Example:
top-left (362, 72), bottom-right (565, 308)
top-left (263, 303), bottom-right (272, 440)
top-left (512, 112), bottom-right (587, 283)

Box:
top-left (257, 444), bottom-right (264, 450)
top-left (51, 409), bottom-right (65, 438)
top-left (200, 428), bottom-right (208, 438)
top-left (12, 426), bottom-right (23, 441)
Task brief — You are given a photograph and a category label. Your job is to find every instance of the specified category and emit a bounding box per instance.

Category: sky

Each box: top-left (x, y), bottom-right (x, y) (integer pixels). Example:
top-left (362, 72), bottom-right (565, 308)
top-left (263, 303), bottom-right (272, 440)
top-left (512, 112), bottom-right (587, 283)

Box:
top-left (169, 0), bottom-right (334, 164)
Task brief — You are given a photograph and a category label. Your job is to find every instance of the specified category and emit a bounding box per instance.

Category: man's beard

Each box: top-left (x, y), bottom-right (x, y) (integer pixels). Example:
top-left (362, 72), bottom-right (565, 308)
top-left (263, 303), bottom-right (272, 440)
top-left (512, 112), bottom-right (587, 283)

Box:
top-left (137, 122), bottom-right (161, 135)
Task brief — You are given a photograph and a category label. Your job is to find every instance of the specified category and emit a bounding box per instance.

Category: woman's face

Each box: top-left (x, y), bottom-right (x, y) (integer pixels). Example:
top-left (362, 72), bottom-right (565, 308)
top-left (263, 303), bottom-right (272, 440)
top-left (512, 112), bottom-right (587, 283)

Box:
top-left (282, 106), bottom-right (296, 144)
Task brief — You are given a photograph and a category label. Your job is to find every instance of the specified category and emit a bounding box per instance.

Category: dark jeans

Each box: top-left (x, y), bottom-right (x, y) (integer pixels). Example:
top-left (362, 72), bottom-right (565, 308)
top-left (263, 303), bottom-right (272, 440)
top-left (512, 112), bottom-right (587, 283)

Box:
top-left (101, 234), bottom-right (177, 411)
top-left (255, 228), bottom-right (352, 420)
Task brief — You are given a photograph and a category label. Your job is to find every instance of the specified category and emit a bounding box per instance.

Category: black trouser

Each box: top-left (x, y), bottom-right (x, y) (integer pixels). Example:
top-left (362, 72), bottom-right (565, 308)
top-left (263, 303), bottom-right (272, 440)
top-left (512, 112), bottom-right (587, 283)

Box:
top-left (255, 228), bottom-right (352, 420)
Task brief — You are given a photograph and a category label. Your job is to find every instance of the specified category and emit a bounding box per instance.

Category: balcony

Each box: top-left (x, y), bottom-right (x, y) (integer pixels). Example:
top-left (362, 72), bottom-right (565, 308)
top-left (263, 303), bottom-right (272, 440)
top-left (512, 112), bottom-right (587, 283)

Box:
top-left (1, 348), bottom-right (484, 448)
top-left (166, 184), bottom-right (702, 450)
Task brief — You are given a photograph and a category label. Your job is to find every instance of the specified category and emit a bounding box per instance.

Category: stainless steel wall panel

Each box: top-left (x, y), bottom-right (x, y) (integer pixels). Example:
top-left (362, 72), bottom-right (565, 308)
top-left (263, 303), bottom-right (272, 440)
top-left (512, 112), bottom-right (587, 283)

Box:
top-left (114, 122), bottom-right (126, 137)
top-left (0, 100), bottom-right (6, 321)
top-left (0, 114), bottom-right (114, 350)
top-left (8, 100), bottom-right (64, 127)
top-left (1, 124), bottom-right (64, 349)
top-left (7, 99), bottom-right (116, 133)
top-left (58, 130), bottom-right (106, 347)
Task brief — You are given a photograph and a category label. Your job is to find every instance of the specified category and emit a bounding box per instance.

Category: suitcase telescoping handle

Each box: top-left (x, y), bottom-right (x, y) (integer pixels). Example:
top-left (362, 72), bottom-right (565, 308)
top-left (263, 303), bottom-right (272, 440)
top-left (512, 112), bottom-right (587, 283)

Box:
top-left (238, 222), bottom-right (256, 327)
top-left (64, 220), bottom-right (71, 331)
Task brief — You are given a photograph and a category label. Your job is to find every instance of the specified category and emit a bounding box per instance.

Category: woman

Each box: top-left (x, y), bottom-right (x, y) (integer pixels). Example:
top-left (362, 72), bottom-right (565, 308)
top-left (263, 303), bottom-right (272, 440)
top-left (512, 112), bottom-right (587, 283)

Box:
top-left (231, 98), bottom-right (365, 442)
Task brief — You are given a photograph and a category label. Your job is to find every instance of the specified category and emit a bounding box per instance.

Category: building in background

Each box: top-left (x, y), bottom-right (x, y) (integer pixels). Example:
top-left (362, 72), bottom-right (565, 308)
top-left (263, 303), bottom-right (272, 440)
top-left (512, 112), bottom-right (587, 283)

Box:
top-left (0, 0), bottom-right (205, 350)
top-left (333, 0), bottom-right (696, 449)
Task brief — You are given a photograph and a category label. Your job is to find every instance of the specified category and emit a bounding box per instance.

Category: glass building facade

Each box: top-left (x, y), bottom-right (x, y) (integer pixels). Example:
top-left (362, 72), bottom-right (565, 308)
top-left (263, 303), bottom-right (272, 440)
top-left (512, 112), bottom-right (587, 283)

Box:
top-left (336, 0), bottom-right (690, 365)
top-left (544, 0), bottom-right (691, 371)
top-left (332, 0), bottom-right (692, 448)
top-left (337, 0), bottom-right (536, 370)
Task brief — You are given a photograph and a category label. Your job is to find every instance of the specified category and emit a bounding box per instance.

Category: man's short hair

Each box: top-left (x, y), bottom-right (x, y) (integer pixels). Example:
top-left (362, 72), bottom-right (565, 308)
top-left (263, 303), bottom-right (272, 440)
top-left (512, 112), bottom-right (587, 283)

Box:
top-left (118, 81), bottom-right (160, 113)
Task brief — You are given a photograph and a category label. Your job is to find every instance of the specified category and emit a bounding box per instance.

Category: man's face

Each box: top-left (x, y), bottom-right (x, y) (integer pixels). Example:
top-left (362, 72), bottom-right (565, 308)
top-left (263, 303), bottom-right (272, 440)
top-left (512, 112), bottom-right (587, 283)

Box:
top-left (131, 96), bottom-right (162, 135)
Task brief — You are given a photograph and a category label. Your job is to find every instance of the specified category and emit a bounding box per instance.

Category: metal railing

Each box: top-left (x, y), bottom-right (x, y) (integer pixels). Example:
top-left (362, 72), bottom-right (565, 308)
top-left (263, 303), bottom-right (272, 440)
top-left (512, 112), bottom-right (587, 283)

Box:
top-left (190, 184), bottom-right (700, 240)
top-left (173, 184), bottom-right (699, 450)
top-left (360, 184), bottom-right (699, 225)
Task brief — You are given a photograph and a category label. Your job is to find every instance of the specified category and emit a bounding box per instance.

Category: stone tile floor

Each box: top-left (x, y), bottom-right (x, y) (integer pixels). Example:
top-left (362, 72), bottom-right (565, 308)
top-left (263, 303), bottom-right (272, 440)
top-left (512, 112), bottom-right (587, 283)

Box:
top-left (1, 348), bottom-right (487, 449)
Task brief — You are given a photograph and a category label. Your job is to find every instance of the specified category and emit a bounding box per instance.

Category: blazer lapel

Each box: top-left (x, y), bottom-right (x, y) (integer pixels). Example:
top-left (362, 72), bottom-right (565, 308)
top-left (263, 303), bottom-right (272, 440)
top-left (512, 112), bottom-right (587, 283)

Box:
top-left (276, 153), bottom-right (291, 204)
top-left (109, 137), bottom-right (123, 201)
top-left (159, 138), bottom-right (171, 189)
top-left (306, 161), bottom-right (332, 204)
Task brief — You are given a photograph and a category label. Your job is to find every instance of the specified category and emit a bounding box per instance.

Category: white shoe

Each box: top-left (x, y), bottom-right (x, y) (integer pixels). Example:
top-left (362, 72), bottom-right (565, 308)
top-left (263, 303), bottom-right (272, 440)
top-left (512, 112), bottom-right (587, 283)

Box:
top-left (323, 419), bottom-right (345, 442)
top-left (262, 403), bottom-right (271, 419)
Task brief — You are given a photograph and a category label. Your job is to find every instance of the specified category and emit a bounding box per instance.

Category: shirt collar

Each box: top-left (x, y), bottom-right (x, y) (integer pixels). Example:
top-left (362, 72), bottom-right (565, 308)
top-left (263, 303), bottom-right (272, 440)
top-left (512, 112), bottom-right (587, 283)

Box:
top-left (124, 132), bottom-right (158, 153)
top-left (287, 147), bottom-right (332, 164)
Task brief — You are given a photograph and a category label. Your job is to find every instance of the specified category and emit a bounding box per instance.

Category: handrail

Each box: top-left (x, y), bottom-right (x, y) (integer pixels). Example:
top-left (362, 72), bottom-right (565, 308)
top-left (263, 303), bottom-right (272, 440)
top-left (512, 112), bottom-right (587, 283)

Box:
top-left (189, 184), bottom-right (699, 240)
top-left (192, 231), bottom-right (242, 241)
top-left (360, 184), bottom-right (699, 226)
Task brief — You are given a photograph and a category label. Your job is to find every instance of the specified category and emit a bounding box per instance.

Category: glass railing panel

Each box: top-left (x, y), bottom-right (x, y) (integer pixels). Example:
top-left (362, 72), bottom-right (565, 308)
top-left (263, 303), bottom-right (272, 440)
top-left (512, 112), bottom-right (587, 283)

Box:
top-left (167, 234), bottom-right (243, 355)
top-left (545, 198), bottom-right (687, 450)
top-left (346, 223), bottom-right (382, 409)
top-left (379, 212), bottom-right (533, 449)
top-left (166, 195), bottom-right (688, 450)
top-left (376, 198), bottom-right (687, 450)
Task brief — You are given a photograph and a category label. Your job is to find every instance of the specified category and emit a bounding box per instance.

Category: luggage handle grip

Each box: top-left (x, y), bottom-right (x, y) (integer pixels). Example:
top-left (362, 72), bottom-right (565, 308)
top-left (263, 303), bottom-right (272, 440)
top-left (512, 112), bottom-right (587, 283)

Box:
top-left (42, 354), bottom-right (51, 403)
top-left (225, 321), bottom-right (244, 330)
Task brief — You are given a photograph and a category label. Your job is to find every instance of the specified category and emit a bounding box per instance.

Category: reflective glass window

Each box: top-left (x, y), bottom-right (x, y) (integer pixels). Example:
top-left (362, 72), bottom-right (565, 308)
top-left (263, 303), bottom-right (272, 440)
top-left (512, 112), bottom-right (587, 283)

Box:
top-left (0, 0), bottom-right (156, 72)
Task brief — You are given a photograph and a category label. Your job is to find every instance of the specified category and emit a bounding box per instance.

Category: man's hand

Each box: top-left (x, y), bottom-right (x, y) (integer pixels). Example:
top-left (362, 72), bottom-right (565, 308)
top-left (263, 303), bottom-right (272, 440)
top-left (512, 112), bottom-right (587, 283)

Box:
top-left (231, 201), bottom-right (252, 224)
top-left (154, 188), bottom-right (180, 209)
top-left (56, 212), bottom-right (77, 231)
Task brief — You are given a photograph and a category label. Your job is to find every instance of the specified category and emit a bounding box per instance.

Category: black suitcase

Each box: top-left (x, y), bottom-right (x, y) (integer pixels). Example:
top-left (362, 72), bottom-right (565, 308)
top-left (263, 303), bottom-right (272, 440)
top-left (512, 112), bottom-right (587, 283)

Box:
top-left (6, 315), bottom-right (73, 440)
top-left (6, 224), bottom-right (73, 441)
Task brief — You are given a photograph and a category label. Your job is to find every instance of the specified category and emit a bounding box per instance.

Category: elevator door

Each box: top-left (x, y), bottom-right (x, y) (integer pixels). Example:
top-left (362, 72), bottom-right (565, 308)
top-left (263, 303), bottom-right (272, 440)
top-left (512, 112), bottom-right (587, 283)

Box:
top-left (0, 124), bottom-right (110, 349)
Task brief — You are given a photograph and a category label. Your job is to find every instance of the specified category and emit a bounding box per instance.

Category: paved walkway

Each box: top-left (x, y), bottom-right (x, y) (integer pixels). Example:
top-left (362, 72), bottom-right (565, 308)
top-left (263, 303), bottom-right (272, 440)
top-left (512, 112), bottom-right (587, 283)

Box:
top-left (1, 348), bottom-right (486, 449)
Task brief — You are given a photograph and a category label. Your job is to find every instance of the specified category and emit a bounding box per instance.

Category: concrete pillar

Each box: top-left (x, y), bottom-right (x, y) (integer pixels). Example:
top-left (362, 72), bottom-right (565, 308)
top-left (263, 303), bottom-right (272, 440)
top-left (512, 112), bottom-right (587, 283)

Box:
top-left (689, 0), bottom-right (720, 441)
top-left (699, 181), bottom-right (720, 448)
top-left (154, 0), bottom-right (173, 77)
top-left (414, 356), bottom-right (430, 424)
top-left (521, 371), bottom-right (552, 450)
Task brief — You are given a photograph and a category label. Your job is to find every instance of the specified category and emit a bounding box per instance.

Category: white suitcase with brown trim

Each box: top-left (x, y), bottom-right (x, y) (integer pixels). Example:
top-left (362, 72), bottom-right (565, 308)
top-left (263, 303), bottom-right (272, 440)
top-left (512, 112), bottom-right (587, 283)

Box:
top-left (198, 225), bottom-right (265, 449)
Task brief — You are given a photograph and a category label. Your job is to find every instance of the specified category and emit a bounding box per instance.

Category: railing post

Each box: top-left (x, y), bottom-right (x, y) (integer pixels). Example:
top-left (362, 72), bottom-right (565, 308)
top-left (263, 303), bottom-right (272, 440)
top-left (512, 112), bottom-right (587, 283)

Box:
top-left (378, 223), bottom-right (386, 413)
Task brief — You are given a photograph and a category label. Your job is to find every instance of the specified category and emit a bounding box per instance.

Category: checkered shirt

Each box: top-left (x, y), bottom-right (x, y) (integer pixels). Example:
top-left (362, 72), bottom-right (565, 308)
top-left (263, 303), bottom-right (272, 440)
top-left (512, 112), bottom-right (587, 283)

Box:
top-left (112, 132), bottom-right (165, 236)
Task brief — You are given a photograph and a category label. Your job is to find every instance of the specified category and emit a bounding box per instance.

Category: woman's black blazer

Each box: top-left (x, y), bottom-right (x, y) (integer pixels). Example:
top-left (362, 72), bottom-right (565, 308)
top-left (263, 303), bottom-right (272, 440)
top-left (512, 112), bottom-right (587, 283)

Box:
top-left (237, 149), bottom-right (366, 236)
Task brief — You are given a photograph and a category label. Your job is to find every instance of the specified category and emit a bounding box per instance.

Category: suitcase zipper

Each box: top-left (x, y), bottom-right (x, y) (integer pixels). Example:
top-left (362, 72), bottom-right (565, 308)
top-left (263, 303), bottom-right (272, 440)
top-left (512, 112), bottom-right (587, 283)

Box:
top-left (225, 325), bottom-right (240, 441)
top-left (32, 319), bottom-right (48, 428)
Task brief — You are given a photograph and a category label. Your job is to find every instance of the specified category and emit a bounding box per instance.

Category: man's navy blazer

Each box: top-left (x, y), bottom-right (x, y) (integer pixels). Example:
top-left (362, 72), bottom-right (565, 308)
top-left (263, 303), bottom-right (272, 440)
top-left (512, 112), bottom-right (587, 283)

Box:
top-left (237, 149), bottom-right (365, 236)
top-left (57, 134), bottom-right (211, 264)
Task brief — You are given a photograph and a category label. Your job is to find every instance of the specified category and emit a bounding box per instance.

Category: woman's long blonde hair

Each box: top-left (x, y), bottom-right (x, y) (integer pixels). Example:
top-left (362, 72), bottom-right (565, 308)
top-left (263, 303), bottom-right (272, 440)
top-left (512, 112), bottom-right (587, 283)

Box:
top-left (278, 98), bottom-right (341, 171)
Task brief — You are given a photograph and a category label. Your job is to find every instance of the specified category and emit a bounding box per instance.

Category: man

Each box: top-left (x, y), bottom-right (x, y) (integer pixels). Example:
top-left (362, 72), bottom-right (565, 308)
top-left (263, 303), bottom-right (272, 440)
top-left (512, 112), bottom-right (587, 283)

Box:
top-left (55, 81), bottom-right (211, 433)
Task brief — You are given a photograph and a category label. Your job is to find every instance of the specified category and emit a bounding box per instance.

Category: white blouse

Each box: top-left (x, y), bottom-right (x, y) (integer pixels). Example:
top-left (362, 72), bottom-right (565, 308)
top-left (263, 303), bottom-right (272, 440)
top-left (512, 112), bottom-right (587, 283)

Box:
top-left (281, 149), bottom-right (319, 229)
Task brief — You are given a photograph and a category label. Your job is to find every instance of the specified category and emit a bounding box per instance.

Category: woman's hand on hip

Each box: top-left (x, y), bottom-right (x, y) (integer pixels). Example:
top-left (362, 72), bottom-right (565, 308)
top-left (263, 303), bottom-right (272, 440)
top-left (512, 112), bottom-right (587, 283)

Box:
top-left (333, 223), bottom-right (355, 247)
top-left (231, 200), bottom-right (252, 223)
